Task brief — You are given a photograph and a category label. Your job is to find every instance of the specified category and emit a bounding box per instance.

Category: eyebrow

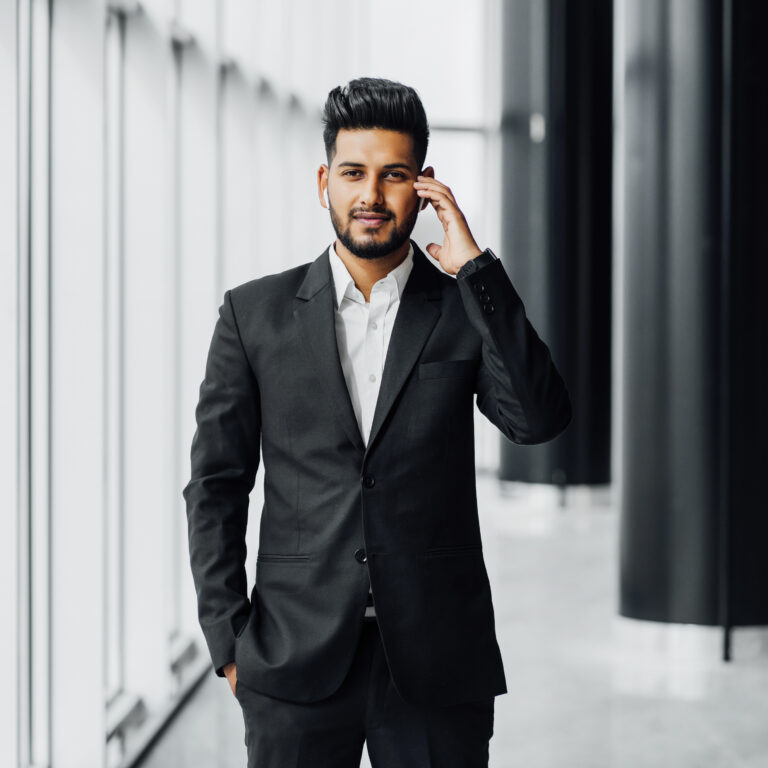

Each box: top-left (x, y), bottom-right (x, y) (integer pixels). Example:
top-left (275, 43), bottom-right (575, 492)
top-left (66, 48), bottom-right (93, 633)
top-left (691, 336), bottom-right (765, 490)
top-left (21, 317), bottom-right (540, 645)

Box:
top-left (337, 162), bottom-right (413, 171)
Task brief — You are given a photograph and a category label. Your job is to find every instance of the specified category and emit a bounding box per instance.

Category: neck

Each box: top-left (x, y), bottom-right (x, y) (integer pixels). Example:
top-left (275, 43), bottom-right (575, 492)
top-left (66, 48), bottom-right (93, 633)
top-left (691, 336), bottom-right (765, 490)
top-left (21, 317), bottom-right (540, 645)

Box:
top-left (333, 239), bottom-right (411, 302)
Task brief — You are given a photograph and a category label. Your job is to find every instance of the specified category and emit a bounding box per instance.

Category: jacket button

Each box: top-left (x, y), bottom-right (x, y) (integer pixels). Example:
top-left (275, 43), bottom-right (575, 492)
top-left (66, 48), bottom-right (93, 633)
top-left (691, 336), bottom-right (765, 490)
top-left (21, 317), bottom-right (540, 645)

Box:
top-left (479, 290), bottom-right (490, 302)
top-left (354, 548), bottom-right (367, 563)
top-left (474, 283), bottom-right (486, 294)
top-left (362, 475), bottom-right (375, 488)
top-left (483, 303), bottom-right (495, 314)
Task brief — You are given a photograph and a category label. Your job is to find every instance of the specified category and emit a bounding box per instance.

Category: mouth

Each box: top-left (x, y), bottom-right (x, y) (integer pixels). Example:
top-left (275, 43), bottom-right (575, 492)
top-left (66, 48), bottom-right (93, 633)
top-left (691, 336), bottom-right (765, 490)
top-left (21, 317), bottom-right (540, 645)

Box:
top-left (353, 213), bottom-right (390, 228)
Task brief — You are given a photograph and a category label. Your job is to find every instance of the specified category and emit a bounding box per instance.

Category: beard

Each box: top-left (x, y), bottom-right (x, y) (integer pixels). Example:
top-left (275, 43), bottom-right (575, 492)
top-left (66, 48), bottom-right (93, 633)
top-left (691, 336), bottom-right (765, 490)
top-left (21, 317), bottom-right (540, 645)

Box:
top-left (329, 199), bottom-right (419, 260)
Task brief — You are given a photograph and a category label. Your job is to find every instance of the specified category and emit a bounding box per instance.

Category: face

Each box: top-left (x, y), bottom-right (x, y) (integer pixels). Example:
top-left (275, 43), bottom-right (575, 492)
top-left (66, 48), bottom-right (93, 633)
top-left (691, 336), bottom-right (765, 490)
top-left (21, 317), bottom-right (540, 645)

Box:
top-left (319, 128), bottom-right (431, 260)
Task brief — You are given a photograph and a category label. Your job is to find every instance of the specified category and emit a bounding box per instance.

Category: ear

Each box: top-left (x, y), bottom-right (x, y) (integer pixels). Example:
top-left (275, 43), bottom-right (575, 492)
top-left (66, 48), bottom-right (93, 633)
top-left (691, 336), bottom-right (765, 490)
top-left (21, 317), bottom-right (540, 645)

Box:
top-left (317, 164), bottom-right (330, 209)
top-left (419, 165), bottom-right (435, 211)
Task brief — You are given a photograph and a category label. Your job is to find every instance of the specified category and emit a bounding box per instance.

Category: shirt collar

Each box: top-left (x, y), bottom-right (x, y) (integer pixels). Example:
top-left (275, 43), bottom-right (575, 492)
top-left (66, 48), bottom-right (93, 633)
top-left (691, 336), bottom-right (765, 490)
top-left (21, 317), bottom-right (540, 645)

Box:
top-left (328, 241), bottom-right (414, 309)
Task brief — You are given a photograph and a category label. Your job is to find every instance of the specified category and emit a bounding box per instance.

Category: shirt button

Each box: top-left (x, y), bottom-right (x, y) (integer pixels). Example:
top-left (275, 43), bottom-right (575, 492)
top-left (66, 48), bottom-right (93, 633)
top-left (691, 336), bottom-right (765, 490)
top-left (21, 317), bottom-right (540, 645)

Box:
top-left (354, 548), bottom-right (367, 563)
top-left (371, 321), bottom-right (377, 329)
top-left (362, 475), bottom-right (375, 488)
top-left (369, 373), bottom-right (376, 382)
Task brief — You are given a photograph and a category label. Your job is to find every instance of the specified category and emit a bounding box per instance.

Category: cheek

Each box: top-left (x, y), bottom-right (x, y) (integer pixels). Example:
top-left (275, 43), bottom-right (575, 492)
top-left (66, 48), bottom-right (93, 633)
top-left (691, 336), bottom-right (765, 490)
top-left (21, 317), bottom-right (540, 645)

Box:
top-left (331, 195), bottom-right (354, 216)
top-left (391, 190), bottom-right (420, 218)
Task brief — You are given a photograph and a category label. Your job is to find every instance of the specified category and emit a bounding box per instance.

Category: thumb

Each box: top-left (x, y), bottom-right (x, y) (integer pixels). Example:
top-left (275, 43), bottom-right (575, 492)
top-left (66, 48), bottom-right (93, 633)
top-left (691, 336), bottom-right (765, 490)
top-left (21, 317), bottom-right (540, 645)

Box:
top-left (425, 243), bottom-right (440, 260)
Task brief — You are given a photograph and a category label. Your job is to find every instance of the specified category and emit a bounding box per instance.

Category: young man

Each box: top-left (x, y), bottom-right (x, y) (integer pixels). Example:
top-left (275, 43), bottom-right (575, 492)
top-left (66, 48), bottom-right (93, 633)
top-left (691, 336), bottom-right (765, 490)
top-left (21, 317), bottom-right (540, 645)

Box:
top-left (184, 77), bottom-right (572, 768)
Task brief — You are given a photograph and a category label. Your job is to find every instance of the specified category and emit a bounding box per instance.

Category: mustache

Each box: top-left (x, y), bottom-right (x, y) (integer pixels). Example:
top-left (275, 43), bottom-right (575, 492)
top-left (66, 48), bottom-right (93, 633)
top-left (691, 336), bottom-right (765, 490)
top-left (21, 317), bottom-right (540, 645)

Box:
top-left (350, 208), bottom-right (393, 219)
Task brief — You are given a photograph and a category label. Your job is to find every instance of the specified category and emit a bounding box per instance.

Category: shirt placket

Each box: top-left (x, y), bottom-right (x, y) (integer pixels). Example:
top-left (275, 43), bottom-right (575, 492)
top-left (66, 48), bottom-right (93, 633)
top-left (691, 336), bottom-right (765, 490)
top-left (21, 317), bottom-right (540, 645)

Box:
top-left (364, 281), bottom-right (392, 440)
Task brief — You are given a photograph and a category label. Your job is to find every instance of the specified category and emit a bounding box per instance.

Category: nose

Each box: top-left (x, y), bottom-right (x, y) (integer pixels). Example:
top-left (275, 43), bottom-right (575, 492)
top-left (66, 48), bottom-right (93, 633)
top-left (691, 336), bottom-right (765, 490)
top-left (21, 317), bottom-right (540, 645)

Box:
top-left (359, 175), bottom-right (385, 209)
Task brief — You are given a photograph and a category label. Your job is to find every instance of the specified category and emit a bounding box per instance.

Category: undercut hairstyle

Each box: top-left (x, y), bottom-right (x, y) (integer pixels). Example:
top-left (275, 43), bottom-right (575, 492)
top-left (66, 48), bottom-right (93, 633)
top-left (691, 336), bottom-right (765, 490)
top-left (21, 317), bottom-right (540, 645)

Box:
top-left (322, 77), bottom-right (430, 170)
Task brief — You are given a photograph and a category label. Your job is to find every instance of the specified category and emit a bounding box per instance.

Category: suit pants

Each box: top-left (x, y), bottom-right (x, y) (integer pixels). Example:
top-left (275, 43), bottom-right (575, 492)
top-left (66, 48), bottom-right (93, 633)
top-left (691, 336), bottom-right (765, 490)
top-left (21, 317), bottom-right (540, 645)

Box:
top-left (234, 616), bottom-right (495, 768)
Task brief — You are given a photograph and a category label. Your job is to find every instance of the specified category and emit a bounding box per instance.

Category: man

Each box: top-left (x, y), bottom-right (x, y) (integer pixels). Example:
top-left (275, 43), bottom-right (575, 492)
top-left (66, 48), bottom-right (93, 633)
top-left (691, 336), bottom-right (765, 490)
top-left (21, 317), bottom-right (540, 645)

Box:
top-left (184, 77), bottom-right (571, 767)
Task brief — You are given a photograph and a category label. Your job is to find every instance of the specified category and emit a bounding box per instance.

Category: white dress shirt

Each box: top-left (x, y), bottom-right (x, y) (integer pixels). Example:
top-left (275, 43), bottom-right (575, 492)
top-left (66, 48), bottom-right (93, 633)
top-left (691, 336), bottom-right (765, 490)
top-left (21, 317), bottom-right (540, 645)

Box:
top-left (327, 240), bottom-right (415, 617)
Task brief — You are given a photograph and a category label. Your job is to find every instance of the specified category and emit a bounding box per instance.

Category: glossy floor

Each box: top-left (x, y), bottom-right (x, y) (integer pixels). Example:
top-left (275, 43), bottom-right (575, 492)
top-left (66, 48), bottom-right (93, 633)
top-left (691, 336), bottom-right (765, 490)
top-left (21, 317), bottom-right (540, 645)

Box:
top-left (141, 477), bottom-right (768, 767)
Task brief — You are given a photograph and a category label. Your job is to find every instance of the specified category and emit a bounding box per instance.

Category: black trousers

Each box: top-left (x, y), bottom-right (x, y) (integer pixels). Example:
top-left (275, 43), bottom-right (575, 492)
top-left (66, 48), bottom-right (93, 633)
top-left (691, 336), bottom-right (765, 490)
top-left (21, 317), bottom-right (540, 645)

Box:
top-left (234, 617), bottom-right (495, 767)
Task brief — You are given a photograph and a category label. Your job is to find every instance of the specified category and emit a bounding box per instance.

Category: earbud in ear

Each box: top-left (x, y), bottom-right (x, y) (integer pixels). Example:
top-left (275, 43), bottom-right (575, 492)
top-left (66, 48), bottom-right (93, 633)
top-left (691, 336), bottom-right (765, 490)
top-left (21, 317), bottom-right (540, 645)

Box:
top-left (324, 188), bottom-right (329, 207)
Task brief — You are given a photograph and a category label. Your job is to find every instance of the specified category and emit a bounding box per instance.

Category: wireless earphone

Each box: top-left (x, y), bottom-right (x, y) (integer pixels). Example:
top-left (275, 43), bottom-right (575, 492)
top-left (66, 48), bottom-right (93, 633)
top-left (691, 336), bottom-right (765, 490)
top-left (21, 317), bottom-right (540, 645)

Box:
top-left (324, 188), bottom-right (329, 207)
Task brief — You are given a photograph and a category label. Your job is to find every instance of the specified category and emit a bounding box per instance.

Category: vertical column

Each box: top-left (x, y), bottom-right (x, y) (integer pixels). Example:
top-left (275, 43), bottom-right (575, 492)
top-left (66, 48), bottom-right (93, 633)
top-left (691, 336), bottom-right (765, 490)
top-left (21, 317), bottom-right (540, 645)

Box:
top-left (618, 0), bottom-right (768, 635)
top-left (50, 0), bottom-right (107, 764)
top-left (619, 0), bottom-right (721, 625)
top-left (1, 1), bottom-right (22, 765)
top-left (120, 7), bottom-right (177, 711)
top-left (498, 0), bottom-right (612, 487)
top-left (725, 0), bottom-right (768, 633)
top-left (23, 0), bottom-right (54, 764)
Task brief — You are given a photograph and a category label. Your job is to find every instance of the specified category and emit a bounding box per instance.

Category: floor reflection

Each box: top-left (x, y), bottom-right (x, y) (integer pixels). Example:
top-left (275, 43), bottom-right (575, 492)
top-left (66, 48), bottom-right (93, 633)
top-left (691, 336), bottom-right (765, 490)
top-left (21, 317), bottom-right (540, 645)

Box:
top-left (141, 477), bottom-right (768, 768)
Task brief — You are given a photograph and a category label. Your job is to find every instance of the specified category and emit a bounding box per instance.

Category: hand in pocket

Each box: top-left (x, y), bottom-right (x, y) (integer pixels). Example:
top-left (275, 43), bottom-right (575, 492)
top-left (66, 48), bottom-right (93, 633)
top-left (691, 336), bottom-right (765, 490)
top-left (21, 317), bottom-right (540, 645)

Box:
top-left (223, 662), bottom-right (237, 697)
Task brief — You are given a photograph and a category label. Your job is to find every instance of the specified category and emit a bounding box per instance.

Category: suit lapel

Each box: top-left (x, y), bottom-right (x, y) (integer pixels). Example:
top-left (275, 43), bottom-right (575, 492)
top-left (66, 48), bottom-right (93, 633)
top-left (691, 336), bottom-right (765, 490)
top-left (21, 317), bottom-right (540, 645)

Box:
top-left (294, 241), bottom-right (442, 456)
top-left (293, 248), bottom-right (365, 453)
top-left (366, 244), bottom-right (442, 454)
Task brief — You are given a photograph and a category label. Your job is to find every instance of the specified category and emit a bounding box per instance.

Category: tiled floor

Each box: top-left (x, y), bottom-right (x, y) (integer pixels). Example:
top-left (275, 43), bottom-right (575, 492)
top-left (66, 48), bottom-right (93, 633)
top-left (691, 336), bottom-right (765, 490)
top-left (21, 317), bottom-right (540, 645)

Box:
top-left (141, 477), bottom-right (768, 767)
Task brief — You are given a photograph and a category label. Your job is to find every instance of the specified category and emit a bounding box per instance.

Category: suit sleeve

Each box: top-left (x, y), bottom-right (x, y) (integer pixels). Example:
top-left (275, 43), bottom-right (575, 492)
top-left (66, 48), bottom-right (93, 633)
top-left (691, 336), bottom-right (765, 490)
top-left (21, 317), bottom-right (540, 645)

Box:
top-left (183, 289), bottom-right (261, 677)
top-left (457, 257), bottom-right (572, 444)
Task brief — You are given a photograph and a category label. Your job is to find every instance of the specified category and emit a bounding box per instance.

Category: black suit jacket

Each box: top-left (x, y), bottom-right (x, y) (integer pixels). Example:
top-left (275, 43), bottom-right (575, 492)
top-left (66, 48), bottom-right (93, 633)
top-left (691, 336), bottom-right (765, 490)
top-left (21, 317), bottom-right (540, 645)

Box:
top-left (183, 241), bottom-right (571, 707)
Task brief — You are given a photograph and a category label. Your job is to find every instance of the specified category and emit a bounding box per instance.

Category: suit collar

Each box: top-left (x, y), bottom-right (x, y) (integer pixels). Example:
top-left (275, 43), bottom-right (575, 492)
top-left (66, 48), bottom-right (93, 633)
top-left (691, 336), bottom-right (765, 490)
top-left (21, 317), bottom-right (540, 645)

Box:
top-left (296, 239), bottom-right (441, 301)
top-left (327, 241), bottom-right (415, 310)
top-left (294, 240), bottom-right (443, 456)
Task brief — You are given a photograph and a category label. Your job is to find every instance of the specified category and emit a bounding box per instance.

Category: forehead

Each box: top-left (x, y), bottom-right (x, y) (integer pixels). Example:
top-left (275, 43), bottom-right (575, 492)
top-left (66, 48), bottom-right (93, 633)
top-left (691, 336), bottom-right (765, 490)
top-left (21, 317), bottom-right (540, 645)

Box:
top-left (332, 128), bottom-right (417, 168)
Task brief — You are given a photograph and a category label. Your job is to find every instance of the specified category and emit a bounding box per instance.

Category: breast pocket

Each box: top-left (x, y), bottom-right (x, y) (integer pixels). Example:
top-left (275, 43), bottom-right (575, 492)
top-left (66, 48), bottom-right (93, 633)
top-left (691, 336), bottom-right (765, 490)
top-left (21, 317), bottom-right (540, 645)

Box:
top-left (418, 359), bottom-right (478, 381)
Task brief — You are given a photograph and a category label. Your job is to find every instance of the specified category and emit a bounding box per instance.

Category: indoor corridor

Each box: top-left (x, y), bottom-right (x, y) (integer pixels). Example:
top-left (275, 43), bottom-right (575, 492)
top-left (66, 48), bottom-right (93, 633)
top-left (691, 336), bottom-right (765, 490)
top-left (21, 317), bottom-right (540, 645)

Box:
top-left (140, 475), bottom-right (768, 768)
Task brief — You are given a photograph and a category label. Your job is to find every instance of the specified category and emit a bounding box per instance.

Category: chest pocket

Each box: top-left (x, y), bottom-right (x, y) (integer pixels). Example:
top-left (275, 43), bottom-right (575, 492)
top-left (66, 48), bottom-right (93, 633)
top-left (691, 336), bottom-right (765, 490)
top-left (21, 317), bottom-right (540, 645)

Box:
top-left (418, 359), bottom-right (478, 381)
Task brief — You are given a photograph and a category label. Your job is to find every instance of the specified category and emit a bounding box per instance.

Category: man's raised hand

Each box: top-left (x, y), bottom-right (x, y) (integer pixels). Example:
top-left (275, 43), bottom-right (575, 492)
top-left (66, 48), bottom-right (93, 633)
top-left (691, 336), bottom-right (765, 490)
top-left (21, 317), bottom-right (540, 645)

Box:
top-left (413, 175), bottom-right (482, 275)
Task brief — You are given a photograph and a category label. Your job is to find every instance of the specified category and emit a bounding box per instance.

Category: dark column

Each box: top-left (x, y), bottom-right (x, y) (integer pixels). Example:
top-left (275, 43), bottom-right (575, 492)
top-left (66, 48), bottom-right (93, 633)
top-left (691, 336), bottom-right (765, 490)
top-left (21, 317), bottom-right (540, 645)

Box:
top-left (720, 1), bottom-right (768, 632)
top-left (498, 0), bottom-right (613, 487)
top-left (619, 0), bottom-right (768, 635)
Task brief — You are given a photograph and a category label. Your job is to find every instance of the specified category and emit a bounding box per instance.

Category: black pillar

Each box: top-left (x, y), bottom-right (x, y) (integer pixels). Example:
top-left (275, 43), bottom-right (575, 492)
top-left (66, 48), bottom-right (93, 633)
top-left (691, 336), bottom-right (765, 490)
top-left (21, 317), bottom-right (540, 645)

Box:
top-left (726, 0), bottom-right (768, 631)
top-left (498, 0), bottom-right (613, 487)
top-left (619, 0), bottom-right (768, 635)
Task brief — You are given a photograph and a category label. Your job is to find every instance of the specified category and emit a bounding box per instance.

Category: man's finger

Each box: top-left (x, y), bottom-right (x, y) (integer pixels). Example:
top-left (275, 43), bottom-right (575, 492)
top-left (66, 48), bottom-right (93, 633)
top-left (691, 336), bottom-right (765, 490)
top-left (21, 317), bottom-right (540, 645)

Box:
top-left (415, 186), bottom-right (455, 210)
top-left (415, 175), bottom-right (451, 193)
top-left (416, 187), bottom-right (459, 211)
top-left (414, 176), bottom-right (457, 205)
top-left (414, 177), bottom-right (451, 191)
top-left (416, 187), bottom-right (459, 227)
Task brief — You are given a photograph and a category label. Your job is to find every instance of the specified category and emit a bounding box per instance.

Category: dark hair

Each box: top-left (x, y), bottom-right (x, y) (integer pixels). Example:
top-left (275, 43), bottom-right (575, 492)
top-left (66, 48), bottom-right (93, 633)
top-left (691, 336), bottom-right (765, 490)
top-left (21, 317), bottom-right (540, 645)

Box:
top-left (322, 77), bottom-right (430, 169)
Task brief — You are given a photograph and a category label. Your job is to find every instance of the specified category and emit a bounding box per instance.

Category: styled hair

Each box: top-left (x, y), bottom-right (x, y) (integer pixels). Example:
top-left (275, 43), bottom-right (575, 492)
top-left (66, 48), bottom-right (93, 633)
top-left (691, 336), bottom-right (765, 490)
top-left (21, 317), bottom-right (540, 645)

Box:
top-left (322, 77), bottom-right (430, 169)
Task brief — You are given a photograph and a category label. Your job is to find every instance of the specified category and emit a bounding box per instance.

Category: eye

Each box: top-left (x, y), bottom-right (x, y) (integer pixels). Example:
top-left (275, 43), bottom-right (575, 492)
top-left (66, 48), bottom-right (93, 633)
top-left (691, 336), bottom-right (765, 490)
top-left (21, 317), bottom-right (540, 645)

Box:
top-left (385, 171), bottom-right (405, 179)
top-left (342, 170), bottom-right (362, 177)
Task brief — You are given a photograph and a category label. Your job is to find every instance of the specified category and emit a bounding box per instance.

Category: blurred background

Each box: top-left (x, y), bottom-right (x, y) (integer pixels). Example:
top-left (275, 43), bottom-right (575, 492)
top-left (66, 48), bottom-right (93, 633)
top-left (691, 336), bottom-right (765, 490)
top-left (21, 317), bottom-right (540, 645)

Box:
top-left (2, 0), bottom-right (767, 766)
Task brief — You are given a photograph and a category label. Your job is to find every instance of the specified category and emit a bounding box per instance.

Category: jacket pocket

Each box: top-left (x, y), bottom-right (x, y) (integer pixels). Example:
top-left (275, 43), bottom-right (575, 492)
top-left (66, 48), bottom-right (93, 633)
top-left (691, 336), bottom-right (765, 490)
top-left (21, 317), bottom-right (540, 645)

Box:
top-left (257, 553), bottom-right (310, 562)
top-left (422, 543), bottom-right (483, 558)
top-left (418, 359), bottom-right (477, 381)
top-left (256, 553), bottom-right (311, 595)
